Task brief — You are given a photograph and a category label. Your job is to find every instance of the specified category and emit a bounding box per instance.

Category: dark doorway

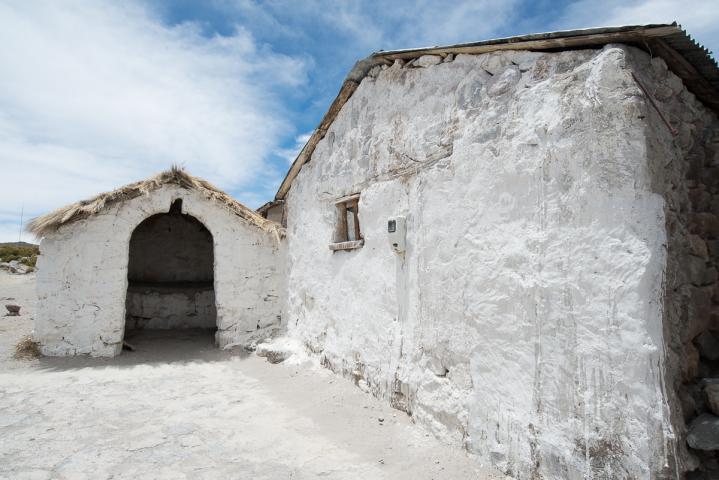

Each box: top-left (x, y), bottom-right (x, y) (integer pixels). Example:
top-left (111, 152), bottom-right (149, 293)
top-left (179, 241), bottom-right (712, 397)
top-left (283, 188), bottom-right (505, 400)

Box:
top-left (123, 200), bottom-right (216, 351)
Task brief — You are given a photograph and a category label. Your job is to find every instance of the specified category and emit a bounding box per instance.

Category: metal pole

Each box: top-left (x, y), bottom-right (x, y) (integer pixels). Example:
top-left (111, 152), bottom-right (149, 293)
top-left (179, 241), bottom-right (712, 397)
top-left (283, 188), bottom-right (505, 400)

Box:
top-left (18, 205), bottom-right (23, 243)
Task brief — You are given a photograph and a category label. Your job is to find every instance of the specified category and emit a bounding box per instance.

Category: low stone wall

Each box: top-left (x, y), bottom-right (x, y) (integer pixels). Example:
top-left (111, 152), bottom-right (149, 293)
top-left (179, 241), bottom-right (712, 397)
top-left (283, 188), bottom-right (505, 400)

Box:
top-left (125, 283), bottom-right (216, 330)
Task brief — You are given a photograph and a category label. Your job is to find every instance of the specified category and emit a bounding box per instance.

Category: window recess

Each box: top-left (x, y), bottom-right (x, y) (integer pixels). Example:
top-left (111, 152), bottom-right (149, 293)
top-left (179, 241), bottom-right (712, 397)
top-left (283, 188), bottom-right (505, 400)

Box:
top-left (329, 193), bottom-right (364, 251)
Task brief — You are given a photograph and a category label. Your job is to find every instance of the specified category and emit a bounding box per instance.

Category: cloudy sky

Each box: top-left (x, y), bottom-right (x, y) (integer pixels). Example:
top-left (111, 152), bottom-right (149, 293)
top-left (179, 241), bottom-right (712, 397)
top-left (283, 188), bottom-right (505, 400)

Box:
top-left (1, 0), bottom-right (718, 242)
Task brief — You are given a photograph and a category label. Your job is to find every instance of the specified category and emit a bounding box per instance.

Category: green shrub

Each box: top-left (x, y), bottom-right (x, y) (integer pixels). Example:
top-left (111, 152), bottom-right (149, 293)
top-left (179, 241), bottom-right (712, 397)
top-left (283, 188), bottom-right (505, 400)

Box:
top-left (19, 255), bottom-right (37, 267)
top-left (0, 245), bottom-right (39, 266)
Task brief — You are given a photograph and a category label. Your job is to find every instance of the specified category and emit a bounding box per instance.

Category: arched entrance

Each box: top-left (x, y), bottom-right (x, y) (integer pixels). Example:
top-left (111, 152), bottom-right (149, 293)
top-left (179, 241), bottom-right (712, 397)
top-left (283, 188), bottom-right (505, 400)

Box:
top-left (123, 199), bottom-right (217, 350)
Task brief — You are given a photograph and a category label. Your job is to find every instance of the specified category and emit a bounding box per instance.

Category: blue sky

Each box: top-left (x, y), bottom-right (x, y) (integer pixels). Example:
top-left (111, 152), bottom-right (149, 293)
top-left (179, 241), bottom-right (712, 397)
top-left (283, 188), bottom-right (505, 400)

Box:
top-left (1, 0), bottom-right (718, 242)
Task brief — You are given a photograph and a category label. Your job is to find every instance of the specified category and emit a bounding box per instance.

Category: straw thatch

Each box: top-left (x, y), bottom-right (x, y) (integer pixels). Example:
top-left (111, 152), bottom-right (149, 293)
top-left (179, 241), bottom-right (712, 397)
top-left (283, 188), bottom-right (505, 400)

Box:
top-left (27, 166), bottom-right (284, 239)
top-left (14, 335), bottom-right (41, 360)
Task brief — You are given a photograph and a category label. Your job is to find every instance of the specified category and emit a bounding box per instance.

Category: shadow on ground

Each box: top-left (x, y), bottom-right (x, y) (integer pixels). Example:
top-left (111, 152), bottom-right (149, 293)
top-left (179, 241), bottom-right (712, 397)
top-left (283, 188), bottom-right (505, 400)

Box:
top-left (35, 328), bottom-right (250, 372)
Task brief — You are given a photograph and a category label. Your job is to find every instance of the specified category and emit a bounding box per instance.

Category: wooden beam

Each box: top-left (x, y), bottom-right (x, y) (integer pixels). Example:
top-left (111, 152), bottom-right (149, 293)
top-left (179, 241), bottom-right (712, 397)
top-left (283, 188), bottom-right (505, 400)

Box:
top-left (648, 38), bottom-right (719, 112)
top-left (337, 202), bottom-right (348, 243)
top-left (352, 199), bottom-right (361, 240)
top-left (375, 26), bottom-right (679, 61)
top-left (329, 239), bottom-right (364, 251)
top-left (334, 192), bottom-right (361, 204)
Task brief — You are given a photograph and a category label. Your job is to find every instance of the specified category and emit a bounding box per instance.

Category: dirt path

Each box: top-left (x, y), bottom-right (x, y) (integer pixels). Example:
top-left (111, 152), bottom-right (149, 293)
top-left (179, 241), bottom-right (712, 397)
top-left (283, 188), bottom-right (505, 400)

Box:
top-left (0, 272), bottom-right (503, 479)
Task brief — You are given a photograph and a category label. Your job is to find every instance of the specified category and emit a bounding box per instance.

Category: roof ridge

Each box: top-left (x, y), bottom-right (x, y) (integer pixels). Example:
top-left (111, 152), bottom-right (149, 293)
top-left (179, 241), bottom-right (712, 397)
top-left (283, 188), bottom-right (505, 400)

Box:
top-left (28, 167), bottom-right (284, 239)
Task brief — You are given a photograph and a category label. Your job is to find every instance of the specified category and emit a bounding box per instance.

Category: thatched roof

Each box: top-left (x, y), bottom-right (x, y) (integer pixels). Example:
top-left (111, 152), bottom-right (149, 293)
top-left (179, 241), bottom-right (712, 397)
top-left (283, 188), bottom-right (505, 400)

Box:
top-left (27, 167), bottom-right (284, 239)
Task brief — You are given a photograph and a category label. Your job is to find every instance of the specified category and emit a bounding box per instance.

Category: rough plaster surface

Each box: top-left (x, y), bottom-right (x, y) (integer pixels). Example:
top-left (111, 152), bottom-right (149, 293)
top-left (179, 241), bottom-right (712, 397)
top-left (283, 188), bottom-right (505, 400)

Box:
top-left (285, 46), bottom-right (679, 478)
top-left (34, 185), bottom-right (284, 356)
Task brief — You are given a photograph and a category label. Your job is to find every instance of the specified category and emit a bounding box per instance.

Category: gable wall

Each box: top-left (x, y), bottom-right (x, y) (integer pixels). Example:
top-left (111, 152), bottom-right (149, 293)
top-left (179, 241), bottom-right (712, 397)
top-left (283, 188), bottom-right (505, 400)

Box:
top-left (285, 45), bottom-right (676, 478)
top-left (35, 185), bottom-right (284, 356)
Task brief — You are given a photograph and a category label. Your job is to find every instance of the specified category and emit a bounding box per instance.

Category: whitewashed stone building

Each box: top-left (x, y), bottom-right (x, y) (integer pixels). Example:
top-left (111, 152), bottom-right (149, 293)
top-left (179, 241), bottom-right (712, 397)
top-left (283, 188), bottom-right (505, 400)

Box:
top-left (32, 24), bottom-right (719, 480)
top-left (30, 168), bottom-right (284, 357)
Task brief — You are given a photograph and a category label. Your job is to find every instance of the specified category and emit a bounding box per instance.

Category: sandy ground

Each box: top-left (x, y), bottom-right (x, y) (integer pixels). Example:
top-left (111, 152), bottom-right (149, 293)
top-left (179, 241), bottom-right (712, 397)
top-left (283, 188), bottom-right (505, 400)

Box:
top-left (0, 272), bottom-right (503, 480)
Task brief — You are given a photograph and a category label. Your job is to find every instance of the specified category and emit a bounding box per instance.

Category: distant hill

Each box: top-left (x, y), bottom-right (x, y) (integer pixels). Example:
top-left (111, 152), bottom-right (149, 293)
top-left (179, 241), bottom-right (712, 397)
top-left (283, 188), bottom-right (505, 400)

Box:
top-left (0, 241), bottom-right (38, 248)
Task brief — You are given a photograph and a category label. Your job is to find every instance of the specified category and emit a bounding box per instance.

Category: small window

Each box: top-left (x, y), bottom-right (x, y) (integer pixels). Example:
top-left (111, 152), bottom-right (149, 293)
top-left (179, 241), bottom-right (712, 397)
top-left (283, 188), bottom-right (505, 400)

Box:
top-left (330, 194), bottom-right (364, 251)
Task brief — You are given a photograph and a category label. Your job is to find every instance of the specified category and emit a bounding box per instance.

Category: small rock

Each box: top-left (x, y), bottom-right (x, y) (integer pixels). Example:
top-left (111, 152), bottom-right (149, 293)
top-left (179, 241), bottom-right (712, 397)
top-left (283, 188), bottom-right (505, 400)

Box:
top-left (5, 304), bottom-right (20, 316)
top-left (650, 56), bottom-right (668, 75)
top-left (443, 53), bottom-right (454, 63)
top-left (688, 234), bottom-right (709, 258)
top-left (706, 384), bottom-right (719, 416)
top-left (487, 67), bottom-right (520, 97)
top-left (1, 260), bottom-right (30, 274)
top-left (706, 240), bottom-right (719, 257)
top-left (255, 340), bottom-right (295, 364)
top-left (482, 54), bottom-right (506, 76)
top-left (653, 84), bottom-right (674, 101)
top-left (687, 414), bottom-right (719, 450)
top-left (704, 267), bottom-right (719, 285)
top-left (414, 55), bottom-right (442, 68)
top-left (690, 213), bottom-right (719, 239)
top-left (367, 65), bottom-right (382, 78)
top-left (680, 389), bottom-right (697, 421)
top-left (266, 351), bottom-right (290, 364)
top-left (683, 342), bottom-right (700, 383)
top-left (666, 72), bottom-right (684, 94)
top-left (687, 256), bottom-right (708, 286)
top-left (0, 262), bottom-right (18, 274)
top-left (686, 289), bottom-right (713, 341)
top-left (694, 330), bottom-right (719, 361)
top-left (688, 187), bottom-right (711, 213)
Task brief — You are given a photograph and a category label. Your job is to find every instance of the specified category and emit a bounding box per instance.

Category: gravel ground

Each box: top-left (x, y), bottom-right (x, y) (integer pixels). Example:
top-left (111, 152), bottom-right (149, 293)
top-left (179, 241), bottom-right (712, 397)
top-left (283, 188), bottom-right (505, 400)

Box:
top-left (0, 272), bottom-right (503, 479)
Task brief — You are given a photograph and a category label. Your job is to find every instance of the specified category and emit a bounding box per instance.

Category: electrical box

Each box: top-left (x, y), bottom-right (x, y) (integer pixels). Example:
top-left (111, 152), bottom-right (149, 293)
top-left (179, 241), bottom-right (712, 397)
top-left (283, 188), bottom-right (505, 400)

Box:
top-left (387, 216), bottom-right (406, 254)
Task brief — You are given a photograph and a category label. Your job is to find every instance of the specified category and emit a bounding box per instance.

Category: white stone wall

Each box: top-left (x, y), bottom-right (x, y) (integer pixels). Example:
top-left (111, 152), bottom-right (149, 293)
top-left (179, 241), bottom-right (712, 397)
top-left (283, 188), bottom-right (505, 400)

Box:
top-left (285, 45), bottom-right (675, 478)
top-left (35, 185), bottom-right (284, 356)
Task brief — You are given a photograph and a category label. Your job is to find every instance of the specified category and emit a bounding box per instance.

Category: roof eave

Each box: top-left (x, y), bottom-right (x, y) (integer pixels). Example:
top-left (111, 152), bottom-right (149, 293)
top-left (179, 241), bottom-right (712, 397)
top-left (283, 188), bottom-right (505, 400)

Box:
top-left (372, 23), bottom-right (680, 59)
top-left (274, 22), bottom-right (719, 201)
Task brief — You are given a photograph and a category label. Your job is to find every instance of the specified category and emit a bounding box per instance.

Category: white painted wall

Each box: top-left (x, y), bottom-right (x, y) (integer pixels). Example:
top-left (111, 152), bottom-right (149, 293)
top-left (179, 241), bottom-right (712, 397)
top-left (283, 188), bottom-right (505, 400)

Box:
top-left (35, 185), bottom-right (284, 356)
top-left (285, 45), bottom-right (673, 478)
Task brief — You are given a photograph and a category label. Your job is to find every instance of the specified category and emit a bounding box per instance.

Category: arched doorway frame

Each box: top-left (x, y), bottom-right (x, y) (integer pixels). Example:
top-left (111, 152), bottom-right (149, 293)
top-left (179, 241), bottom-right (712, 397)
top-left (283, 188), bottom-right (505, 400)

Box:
top-left (119, 194), bottom-right (219, 350)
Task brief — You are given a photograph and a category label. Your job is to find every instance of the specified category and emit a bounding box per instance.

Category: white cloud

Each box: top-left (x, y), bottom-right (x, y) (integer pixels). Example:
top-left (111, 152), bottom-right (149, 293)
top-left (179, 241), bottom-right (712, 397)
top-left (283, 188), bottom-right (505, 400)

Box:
top-left (555, 0), bottom-right (719, 58)
top-left (227, 0), bottom-right (521, 52)
top-left (276, 132), bottom-right (313, 164)
top-left (0, 1), bottom-right (306, 241)
top-left (3, 0), bottom-right (717, 243)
